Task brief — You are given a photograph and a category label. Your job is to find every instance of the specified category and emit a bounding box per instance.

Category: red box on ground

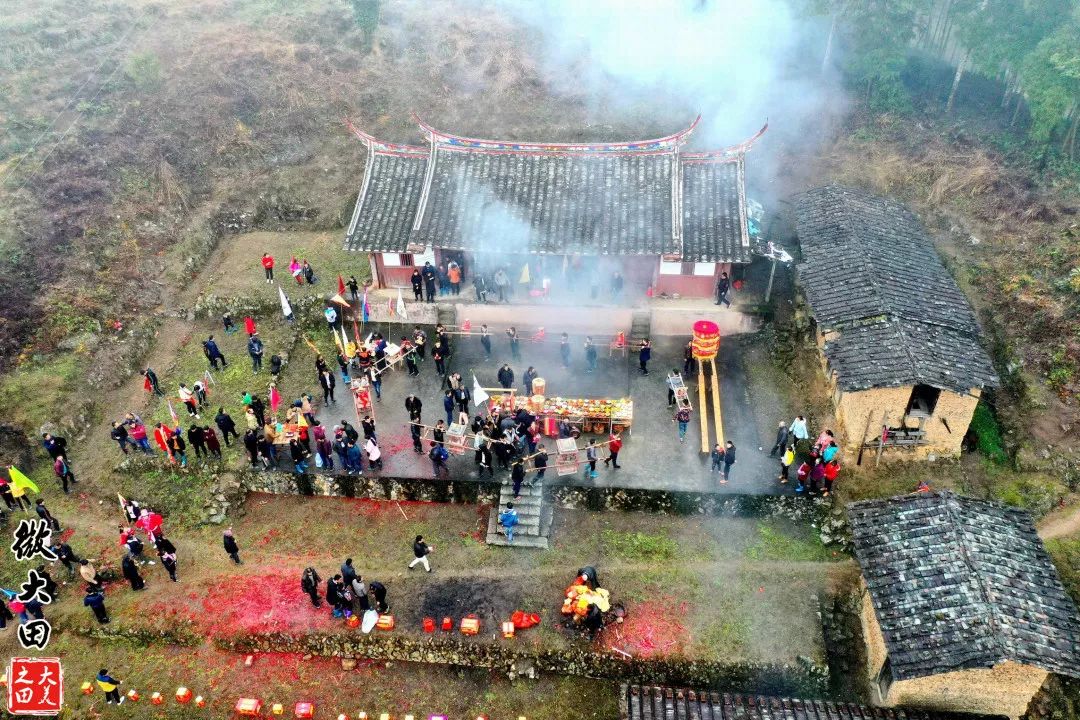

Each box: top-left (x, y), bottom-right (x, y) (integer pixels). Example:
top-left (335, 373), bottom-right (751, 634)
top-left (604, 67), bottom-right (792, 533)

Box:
top-left (7, 658), bottom-right (63, 716)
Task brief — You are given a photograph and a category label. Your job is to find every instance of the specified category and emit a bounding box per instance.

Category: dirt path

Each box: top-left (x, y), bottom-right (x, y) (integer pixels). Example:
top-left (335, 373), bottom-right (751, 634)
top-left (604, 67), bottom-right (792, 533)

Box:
top-left (80, 317), bottom-right (197, 479)
top-left (1038, 502), bottom-right (1080, 540)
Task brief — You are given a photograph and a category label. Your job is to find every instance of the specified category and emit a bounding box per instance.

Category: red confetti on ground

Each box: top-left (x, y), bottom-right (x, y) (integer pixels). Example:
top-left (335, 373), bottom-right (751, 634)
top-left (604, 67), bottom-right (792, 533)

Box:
top-left (138, 570), bottom-right (336, 637)
top-left (600, 599), bottom-right (691, 658)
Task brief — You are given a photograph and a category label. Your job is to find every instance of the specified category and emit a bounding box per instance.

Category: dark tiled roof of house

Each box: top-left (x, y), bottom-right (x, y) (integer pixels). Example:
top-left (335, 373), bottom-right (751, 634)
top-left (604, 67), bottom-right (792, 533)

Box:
top-left (849, 491), bottom-right (1080, 681)
top-left (344, 141), bottom-right (428, 253)
top-left (343, 118), bottom-right (759, 262)
top-left (413, 147), bottom-right (677, 256)
top-left (793, 185), bottom-right (998, 393)
top-left (619, 685), bottom-right (1005, 720)
top-left (681, 156), bottom-right (753, 264)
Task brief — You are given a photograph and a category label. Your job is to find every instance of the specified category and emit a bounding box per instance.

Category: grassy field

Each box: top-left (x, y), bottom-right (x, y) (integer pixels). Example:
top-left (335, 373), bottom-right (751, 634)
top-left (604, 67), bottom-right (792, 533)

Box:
top-left (22, 493), bottom-right (844, 668)
top-left (7, 634), bottom-right (620, 720)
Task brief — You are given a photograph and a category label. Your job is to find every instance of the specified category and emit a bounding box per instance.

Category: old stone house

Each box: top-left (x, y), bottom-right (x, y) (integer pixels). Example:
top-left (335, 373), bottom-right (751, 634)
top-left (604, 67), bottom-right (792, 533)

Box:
top-left (619, 684), bottom-right (1003, 720)
top-left (793, 186), bottom-right (998, 461)
top-left (849, 491), bottom-right (1080, 718)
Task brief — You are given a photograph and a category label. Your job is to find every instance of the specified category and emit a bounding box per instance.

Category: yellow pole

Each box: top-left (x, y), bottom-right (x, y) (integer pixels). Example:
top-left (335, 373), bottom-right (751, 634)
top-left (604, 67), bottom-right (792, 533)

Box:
top-left (698, 359), bottom-right (710, 453)
top-left (710, 357), bottom-right (725, 447)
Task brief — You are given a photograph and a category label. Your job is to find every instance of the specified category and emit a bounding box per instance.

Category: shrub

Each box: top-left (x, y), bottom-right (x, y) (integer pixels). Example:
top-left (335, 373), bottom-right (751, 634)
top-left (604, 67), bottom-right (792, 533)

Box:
top-left (969, 401), bottom-right (1008, 464)
top-left (124, 51), bottom-right (162, 90)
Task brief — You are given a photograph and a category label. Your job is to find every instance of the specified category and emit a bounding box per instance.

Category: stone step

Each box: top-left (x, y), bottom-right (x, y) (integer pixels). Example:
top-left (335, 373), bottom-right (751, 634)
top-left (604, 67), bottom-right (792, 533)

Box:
top-left (486, 510), bottom-right (540, 533)
top-left (485, 532), bottom-right (549, 549)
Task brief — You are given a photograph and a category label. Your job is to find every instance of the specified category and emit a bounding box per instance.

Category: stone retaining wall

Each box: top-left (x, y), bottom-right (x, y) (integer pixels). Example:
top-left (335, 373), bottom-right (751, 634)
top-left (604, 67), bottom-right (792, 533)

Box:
top-left (218, 632), bottom-right (830, 698)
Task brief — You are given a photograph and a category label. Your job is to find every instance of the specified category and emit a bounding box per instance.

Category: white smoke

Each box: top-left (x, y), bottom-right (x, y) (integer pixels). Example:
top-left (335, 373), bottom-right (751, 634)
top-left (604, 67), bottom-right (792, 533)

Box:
top-left (493, 0), bottom-right (841, 159)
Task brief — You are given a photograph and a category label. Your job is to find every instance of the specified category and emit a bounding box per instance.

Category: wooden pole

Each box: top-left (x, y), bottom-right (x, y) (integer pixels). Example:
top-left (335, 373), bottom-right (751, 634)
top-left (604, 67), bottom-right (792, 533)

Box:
top-left (856, 411), bottom-right (874, 466)
top-left (709, 357), bottom-right (724, 448)
top-left (698, 359), bottom-right (710, 453)
top-left (764, 257), bottom-right (778, 303)
top-left (875, 410), bottom-right (888, 467)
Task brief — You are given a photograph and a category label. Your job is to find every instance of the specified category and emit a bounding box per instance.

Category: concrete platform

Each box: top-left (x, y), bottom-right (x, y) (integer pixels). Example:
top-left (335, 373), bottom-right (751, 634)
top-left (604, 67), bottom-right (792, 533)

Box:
top-left (326, 316), bottom-right (788, 495)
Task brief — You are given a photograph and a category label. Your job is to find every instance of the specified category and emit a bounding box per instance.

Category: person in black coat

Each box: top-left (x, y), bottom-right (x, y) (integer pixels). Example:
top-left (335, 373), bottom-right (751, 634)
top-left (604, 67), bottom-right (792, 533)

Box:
top-left (83, 589), bottom-right (109, 624)
top-left (243, 429), bottom-right (259, 466)
top-left (319, 369), bottom-right (336, 404)
top-left (0, 596), bottom-right (14, 629)
top-left (405, 394), bottom-right (422, 422)
top-left (497, 364), bottom-right (514, 390)
top-left (523, 367), bottom-right (538, 395)
top-left (187, 425), bottom-right (207, 458)
top-left (301, 567), bottom-right (322, 607)
top-left (250, 396), bottom-right (266, 427)
top-left (421, 262), bottom-right (437, 302)
top-left (223, 528), bottom-right (241, 564)
top-left (121, 555), bottom-right (145, 591)
top-left (215, 408), bottom-right (238, 446)
top-left (368, 580), bottom-right (389, 613)
top-left (638, 339), bottom-right (652, 375)
top-left (42, 433), bottom-right (68, 460)
top-left (410, 268), bottom-right (423, 301)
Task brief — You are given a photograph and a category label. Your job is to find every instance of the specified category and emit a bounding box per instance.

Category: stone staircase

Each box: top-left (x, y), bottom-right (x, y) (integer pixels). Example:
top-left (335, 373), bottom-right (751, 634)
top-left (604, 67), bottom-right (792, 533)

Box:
top-left (485, 480), bottom-right (554, 549)
top-left (630, 309), bottom-right (651, 342)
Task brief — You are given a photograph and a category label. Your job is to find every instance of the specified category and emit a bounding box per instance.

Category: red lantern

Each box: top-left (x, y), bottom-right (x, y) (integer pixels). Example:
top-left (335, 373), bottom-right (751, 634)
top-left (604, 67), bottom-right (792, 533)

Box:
top-left (423, 617), bottom-right (435, 633)
top-left (80, 682), bottom-right (94, 695)
top-left (441, 617), bottom-right (453, 631)
top-left (195, 695), bottom-right (206, 708)
top-left (151, 692), bottom-right (164, 705)
top-left (691, 320), bottom-right (720, 360)
top-left (295, 702), bottom-right (315, 719)
top-left (127, 689), bottom-right (140, 702)
top-left (176, 687), bottom-right (192, 704)
top-left (235, 698), bottom-right (262, 716)
top-left (347, 614), bottom-right (361, 629)
top-left (461, 319), bottom-right (472, 332)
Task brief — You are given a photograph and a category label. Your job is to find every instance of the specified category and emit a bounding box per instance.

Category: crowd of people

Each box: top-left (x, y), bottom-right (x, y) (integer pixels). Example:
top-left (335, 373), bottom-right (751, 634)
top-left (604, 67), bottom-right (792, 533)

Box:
top-left (409, 259), bottom-right (639, 305)
top-left (770, 416), bottom-right (841, 497)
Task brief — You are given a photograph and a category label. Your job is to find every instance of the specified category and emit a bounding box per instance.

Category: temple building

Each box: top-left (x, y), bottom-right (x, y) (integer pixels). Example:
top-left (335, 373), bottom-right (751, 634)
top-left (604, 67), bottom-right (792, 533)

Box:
top-left (344, 117), bottom-right (765, 299)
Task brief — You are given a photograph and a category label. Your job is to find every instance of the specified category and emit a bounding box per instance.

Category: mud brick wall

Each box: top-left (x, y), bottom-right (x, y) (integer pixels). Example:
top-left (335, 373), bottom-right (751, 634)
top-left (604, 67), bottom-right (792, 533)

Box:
top-left (836, 385), bottom-right (979, 461)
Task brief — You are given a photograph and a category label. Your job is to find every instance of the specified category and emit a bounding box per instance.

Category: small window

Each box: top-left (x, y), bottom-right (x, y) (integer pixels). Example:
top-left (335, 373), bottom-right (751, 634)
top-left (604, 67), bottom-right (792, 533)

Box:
top-left (906, 384), bottom-right (941, 417)
top-left (877, 657), bottom-right (893, 700)
top-left (660, 261), bottom-right (682, 275)
top-left (382, 253), bottom-right (401, 267)
top-left (399, 253), bottom-right (414, 266)
top-left (693, 262), bottom-right (716, 276)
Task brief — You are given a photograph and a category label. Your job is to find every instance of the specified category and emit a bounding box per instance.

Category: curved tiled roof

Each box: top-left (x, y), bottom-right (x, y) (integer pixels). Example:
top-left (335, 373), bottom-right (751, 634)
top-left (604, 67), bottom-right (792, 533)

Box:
top-left (343, 117), bottom-right (764, 262)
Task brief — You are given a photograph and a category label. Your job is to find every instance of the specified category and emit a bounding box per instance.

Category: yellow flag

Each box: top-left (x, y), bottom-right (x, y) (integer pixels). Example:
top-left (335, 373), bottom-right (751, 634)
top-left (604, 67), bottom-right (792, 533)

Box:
top-left (519, 264), bottom-right (531, 284)
top-left (9, 466), bottom-right (39, 493)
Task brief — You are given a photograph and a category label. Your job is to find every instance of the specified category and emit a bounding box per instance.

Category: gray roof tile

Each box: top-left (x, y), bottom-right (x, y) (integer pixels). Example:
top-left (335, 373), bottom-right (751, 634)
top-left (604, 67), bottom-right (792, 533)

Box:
top-left (848, 491), bottom-right (1080, 681)
top-left (345, 147), bottom-right (428, 253)
top-left (619, 685), bottom-right (1004, 720)
top-left (343, 122), bottom-right (754, 263)
top-left (793, 186), bottom-right (998, 393)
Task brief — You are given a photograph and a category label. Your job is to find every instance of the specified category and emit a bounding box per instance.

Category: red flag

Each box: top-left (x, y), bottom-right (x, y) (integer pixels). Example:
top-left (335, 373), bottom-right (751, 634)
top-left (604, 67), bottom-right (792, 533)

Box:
top-left (338, 275), bottom-right (346, 295)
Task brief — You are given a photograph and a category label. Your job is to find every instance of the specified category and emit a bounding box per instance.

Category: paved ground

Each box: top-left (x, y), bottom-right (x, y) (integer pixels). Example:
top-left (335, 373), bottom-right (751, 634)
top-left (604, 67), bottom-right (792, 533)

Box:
top-left (345, 324), bottom-right (786, 494)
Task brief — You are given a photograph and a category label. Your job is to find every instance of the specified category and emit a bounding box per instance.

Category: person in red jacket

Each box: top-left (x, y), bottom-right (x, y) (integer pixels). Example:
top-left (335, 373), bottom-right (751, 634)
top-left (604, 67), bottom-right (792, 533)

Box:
top-left (603, 431), bottom-right (623, 469)
top-left (153, 423), bottom-right (173, 461)
top-left (243, 316), bottom-right (257, 336)
top-left (261, 253), bottom-right (274, 283)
